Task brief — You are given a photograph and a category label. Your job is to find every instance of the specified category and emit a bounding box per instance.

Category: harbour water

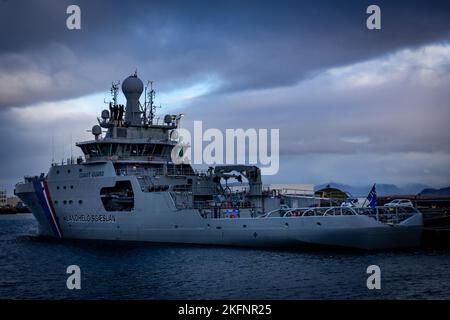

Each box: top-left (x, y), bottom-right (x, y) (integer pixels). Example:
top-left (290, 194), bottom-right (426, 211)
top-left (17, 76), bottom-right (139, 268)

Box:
top-left (1, 213), bottom-right (450, 300)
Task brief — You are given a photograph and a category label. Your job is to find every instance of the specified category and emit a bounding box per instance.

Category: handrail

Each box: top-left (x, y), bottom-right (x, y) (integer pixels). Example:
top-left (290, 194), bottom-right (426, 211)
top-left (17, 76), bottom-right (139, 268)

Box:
top-left (259, 205), bottom-right (418, 223)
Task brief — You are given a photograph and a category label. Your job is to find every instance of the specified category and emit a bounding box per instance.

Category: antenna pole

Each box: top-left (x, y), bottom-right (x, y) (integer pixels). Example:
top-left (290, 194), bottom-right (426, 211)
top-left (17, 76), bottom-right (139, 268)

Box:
top-left (51, 133), bottom-right (54, 165)
top-left (111, 81), bottom-right (120, 106)
top-left (144, 82), bottom-right (148, 125)
top-left (70, 131), bottom-right (73, 162)
top-left (148, 81), bottom-right (156, 124)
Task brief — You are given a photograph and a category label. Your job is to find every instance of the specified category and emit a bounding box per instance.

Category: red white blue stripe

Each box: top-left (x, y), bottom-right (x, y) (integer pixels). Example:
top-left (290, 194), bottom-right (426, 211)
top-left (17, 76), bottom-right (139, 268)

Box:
top-left (33, 180), bottom-right (63, 239)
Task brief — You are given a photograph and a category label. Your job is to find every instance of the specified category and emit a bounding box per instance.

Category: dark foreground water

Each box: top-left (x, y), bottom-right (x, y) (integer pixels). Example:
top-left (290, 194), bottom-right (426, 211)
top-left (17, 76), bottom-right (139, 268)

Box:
top-left (1, 214), bottom-right (450, 299)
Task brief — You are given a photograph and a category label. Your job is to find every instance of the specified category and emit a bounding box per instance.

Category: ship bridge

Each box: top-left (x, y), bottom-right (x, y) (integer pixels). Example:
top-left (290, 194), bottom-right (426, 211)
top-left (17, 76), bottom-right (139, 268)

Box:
top-left (76, 72), bottom-right (185, 166)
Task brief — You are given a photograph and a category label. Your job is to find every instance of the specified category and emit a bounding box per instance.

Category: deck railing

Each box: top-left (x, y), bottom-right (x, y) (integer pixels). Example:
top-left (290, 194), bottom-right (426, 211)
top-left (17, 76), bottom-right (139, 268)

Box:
top-left (259, 205), bottom-right (420, 224)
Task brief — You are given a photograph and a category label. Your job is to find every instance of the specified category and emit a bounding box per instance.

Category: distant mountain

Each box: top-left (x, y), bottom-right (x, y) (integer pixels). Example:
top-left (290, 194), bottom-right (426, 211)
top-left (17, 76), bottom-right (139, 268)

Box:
top-left (315, 182), bottom-right (434, 197)
top-left (400, 183), bottom-right (432, 195)
top-left (418, 187), bottom-right (450, 196)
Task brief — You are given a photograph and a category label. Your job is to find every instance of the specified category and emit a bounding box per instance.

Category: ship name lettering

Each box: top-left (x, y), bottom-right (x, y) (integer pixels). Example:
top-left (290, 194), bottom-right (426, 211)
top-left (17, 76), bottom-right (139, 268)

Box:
top-left (79, 171), bottom-right (104, 178)
top-left (64, 214), bottom-right (116, 223)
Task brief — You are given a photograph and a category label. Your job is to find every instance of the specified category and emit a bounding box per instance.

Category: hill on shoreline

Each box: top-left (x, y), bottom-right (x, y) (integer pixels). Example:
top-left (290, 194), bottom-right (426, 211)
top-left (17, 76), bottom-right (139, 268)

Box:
top-left (314, 182), bottom-right (449, 197)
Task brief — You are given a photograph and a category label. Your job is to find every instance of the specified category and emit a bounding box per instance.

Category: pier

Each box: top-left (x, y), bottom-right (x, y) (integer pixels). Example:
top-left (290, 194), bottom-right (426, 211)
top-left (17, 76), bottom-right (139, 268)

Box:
top-left (379, 196), bottom-right (450, 246)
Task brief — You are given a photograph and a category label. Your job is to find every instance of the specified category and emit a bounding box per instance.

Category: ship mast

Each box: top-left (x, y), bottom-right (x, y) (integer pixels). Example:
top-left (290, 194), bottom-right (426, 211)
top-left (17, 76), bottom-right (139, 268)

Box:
top-left (145, 81), bottom-right (160, 125)
top-left (111, 81), bottom-right (120, 106)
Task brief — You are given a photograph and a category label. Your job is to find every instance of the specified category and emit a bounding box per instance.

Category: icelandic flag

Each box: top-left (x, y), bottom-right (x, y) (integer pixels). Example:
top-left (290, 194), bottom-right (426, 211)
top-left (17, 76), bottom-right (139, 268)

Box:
top-left (366, 183), bottom-right (377, 209)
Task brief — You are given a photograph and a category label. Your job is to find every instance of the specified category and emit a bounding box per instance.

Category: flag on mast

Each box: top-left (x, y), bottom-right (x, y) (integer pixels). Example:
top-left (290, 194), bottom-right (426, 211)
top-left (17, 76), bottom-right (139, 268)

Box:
top-left (366, 183), bottom-right (377, 209)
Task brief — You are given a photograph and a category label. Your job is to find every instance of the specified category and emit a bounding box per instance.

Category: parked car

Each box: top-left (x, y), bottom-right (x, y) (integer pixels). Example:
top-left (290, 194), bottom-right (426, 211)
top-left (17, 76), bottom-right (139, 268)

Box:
top-left (383, 199), bottom-right (414, 207)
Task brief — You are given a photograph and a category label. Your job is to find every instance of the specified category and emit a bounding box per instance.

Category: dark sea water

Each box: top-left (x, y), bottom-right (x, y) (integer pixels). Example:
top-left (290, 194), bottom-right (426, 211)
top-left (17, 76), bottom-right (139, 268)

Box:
top-left (1, 213), bottom-right (450, 300)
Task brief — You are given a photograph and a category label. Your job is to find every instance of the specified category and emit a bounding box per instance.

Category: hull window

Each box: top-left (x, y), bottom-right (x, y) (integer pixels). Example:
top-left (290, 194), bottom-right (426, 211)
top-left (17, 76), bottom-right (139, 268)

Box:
top-left (100, 181), bottom-right (134, 212)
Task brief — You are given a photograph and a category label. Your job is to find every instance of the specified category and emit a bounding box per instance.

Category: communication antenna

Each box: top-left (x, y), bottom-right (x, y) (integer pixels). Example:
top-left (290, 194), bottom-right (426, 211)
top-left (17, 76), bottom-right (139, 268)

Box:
top-left (142, 81), bottom-right (148, 125)
top-left (61, 140), bottom-right (65, 165)
top-left (70, 131), bottom-right (73, 161)
top-left (111, 81), bottom-right (120, 106)
top-left (51, 133), bottom-right (55, 165)
top-left (144, 81), bottom-right (161, 125)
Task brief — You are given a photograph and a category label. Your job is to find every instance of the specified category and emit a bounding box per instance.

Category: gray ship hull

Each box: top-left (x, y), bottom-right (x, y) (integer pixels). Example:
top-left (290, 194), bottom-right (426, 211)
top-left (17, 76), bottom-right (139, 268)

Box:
top-left (15, 164), bottom-right (423, 250)
top-left (14, 73), bottom-right (423, 251)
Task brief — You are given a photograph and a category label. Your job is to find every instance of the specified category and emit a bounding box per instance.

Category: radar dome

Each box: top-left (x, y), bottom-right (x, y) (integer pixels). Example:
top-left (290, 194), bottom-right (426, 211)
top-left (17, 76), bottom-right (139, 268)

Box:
top-left (101, 109), bottom-right (109, 120)
top-left (92, 125), bottom-right (102, 136)
top-left (164, 114), bottom-right (173, 124)
top-left (121, 73), bottom-right (144, 99)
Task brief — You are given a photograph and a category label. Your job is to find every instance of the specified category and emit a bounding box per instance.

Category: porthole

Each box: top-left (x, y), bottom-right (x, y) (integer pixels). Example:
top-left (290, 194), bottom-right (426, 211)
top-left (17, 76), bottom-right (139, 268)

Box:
top-left (316, 222), bottom-right (322, 226)
top-left (243, 224), bottom-right (247, 228)
top-left (69, 200), bottom-right (73, 204)
top-left (57, 186), bottom-right (60, 190)
top-left (56, 170), bottom-right (60, 174)
top-left (54, 201), bottom-right (58, 205)
top-left (78, 200), bottom-right (83, 204)
top-left (63, 200), bottom-right (67, 205)
top-left (79, 168), bottom-right (82, 172)
top-left (67, 169), bottom-right (71, 173)
top-left (63, 186), bottom-right (66, 190)
top-left (70, 185), bottom-right (74, 189)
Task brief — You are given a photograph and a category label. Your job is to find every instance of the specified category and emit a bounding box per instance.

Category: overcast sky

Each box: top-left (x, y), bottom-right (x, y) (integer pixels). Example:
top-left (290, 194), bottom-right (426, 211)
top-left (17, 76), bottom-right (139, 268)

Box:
top-left (1, 0), bottom-right (450, 193)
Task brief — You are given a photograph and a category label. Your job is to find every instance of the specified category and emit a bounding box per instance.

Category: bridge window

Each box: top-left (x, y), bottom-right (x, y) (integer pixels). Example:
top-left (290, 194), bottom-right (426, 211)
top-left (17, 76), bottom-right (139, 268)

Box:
top-left (153, 144), bottom-right (164, 156)
top-left (111, 144), bottom-right (118, 155)
top-left (98, 144), bottom-right (111, 157)
top-left (131, 144), bottom-right (138, 156)
top-left (81, 143), bottom-right (117, 158)
top-left (87, 144), bottom-right (100, 157)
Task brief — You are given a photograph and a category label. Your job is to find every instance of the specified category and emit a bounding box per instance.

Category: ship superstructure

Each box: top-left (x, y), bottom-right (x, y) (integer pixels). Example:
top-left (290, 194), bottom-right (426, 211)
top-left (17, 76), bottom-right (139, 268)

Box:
top-left (15, 73), bottom-right (423, 250)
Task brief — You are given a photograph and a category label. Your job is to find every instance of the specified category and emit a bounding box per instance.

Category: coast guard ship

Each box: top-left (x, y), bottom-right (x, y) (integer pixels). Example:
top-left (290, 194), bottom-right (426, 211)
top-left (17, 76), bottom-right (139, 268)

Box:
top-left (15, 73), bottom-right (423, 250)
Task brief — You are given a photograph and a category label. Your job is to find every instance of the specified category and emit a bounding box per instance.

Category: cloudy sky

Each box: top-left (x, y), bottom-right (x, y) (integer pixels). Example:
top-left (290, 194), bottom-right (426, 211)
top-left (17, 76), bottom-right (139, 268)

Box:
top-left (1, 0), bottom-right (450, 193)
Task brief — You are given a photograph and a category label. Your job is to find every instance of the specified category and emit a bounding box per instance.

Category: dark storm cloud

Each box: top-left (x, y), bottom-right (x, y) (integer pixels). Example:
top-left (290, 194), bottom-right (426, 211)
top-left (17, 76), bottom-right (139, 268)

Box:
top-left (180, 44), bottom-right (450, 157)
top-left (1, 0), bottom-right (450, 108)
top-left (172, 42), bottom-right (450, 186)
top-left (1, 0), bottom-right (450, 191)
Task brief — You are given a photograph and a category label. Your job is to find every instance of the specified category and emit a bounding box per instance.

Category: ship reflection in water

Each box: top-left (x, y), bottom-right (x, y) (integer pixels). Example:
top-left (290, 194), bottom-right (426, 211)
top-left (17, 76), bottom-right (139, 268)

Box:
top-left (1, 214), bottom-right (450, 300)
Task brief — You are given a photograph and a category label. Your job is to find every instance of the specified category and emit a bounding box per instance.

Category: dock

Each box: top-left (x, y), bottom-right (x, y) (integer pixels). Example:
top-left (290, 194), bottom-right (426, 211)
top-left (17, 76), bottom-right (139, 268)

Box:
top-left (379, 195), bottom-right (450, 247)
